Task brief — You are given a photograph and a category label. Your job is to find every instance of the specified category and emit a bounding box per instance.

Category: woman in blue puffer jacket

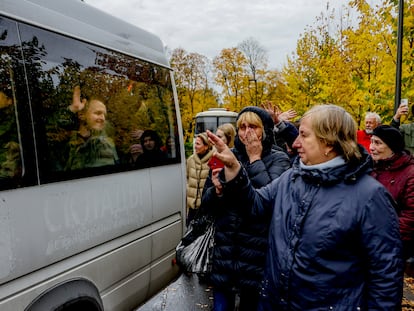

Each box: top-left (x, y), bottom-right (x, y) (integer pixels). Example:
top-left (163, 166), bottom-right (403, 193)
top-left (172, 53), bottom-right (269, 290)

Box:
top-left (206, 104), bottom-right (404, 311)
top-left (201, 106), bottom-right (291, 311)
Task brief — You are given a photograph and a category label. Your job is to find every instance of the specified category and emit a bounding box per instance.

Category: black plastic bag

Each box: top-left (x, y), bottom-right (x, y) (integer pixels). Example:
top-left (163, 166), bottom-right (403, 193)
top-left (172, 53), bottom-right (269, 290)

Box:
top-left (176, 218), bottom-right (215, 274)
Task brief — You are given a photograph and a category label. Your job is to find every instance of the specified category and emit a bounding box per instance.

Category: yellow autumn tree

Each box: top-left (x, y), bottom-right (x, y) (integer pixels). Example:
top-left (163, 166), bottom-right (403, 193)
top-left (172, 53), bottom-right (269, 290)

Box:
top-left (170, 48), bottom-right (219, 142)
top-left (382, 0), bottom-right (414, 115)
top-left (280, 0), bottom-right (410, 126)
top-left (261, 69), bottom-right (289, 108)
top-left (341, 0), bottom-right (395, 126)
top-left (403, 2), bottom-right (414, 102)
top-left (213, 48), bottom-right (249, 111)
top-left (282, 25), bottom-right (328, 117)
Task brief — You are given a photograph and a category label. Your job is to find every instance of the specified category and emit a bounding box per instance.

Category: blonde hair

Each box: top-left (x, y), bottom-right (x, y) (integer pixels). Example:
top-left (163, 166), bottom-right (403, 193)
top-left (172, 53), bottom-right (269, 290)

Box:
top-left (217, 123), bottom-right (236, 148)
top-left (236, 111), bottom-right (264, 132)
top-left (302, 104), bottom-right (361, 163)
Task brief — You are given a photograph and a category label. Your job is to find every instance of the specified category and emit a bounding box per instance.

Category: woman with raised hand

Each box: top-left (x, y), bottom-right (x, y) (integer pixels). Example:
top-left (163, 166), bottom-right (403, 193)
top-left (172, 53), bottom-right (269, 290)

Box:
top-left (370, 125), bottom-right (414, 262)
top-left (201, 106), bottom-right (290, 311)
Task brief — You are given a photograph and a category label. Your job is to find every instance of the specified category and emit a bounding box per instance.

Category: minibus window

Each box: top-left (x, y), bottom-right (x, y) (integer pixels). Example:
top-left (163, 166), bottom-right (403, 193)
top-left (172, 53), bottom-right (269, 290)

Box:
top-left (16, 22), bottom-right (181, 183)
top-left (0, 18), bottom-right (23, 185)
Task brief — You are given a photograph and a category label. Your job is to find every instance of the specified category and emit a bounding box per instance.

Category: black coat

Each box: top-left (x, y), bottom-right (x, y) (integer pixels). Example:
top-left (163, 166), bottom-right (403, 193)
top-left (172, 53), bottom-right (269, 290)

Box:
top-left (221, 154), bottom-right (403, 310)
top-left (201, 106), bottom-right (291, 292)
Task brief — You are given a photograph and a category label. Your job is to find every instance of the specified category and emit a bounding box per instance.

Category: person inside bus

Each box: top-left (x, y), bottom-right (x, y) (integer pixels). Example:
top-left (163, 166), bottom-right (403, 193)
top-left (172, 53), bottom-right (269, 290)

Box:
top-left (186, 132), bottom-right (213, 226)
top-left (134, 129), bottom-right (167, 168)
top-left (122, 128), bottom-right (144, 165)
top-left (127, 143), bottom-right (143, 164)
top-left (200, 107), bottom-right (291, 311)
top-left (0, 88), bottom-right (21, 178)
top-left (65, 91), bottom-right (119, 171)
top-left (161, 135), bottom-right (177, 159)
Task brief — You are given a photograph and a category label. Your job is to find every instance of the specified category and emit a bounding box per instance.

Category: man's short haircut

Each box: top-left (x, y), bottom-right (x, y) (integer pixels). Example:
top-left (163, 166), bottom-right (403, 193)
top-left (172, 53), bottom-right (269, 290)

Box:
top-left (365, 112), bottom-right (381, 124)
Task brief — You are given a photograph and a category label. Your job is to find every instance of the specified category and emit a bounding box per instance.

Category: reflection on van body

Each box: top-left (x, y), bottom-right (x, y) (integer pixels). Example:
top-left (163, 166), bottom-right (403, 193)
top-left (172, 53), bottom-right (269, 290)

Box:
top-left (0, 1), bottom-right (186, 310)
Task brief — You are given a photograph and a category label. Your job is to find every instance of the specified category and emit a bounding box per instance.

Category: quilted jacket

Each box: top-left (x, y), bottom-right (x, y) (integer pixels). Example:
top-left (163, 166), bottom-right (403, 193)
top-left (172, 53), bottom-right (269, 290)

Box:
top-left (219, 153), bottom-right (404, 310)
top-left (201, 106), bottom-right (291, 292)
top-left (371, 152), bottom-right (414, 244)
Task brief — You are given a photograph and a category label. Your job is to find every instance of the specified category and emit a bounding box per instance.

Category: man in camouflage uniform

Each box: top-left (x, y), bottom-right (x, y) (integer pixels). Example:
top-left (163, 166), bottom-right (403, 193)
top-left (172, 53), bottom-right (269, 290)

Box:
top-left (65, 96), bottom-right (118, 171)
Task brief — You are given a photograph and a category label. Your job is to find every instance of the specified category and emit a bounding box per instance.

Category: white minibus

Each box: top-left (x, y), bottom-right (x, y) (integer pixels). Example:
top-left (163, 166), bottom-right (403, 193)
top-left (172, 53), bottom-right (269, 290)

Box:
top-left (0, 0), bottom-right (185, 310)
top-left (194, 108), bottom-right (238, 135)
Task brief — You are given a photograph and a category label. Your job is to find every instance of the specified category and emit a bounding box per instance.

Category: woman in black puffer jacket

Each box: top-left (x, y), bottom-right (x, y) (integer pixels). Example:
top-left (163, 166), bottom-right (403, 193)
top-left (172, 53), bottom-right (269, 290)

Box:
top-left (201, 106), bottom-right (291, 311)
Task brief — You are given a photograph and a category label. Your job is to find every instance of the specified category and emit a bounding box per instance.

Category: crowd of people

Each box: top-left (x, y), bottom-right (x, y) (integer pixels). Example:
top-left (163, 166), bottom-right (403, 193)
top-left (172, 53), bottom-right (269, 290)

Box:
top-left (3, 77), bottom-right (414, 309)
top-left (184, 100), bottom-right (414, 310)
top-left (54, 86), bottom-right (173, 171)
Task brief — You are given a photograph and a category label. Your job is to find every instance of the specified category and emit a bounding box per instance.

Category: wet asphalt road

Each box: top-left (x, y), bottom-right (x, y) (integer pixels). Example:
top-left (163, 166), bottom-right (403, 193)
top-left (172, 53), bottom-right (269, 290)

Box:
top-left (135, 273), bottom-right (414, 311)
top-left (136, 273), bottom-right (213, 310)
top-left (136, 272), bottom-right (414, 310)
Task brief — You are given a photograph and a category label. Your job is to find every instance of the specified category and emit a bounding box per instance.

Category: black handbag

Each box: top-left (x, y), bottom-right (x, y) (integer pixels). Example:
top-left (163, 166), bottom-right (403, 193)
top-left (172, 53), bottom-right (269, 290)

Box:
top-left (176, 215), bottom-right (215, 274)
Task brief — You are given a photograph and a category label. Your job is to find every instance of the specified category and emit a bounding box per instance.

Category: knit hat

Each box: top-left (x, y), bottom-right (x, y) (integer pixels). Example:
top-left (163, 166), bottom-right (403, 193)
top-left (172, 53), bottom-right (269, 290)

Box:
top-left (372, 125), bottom-right (405, 153)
